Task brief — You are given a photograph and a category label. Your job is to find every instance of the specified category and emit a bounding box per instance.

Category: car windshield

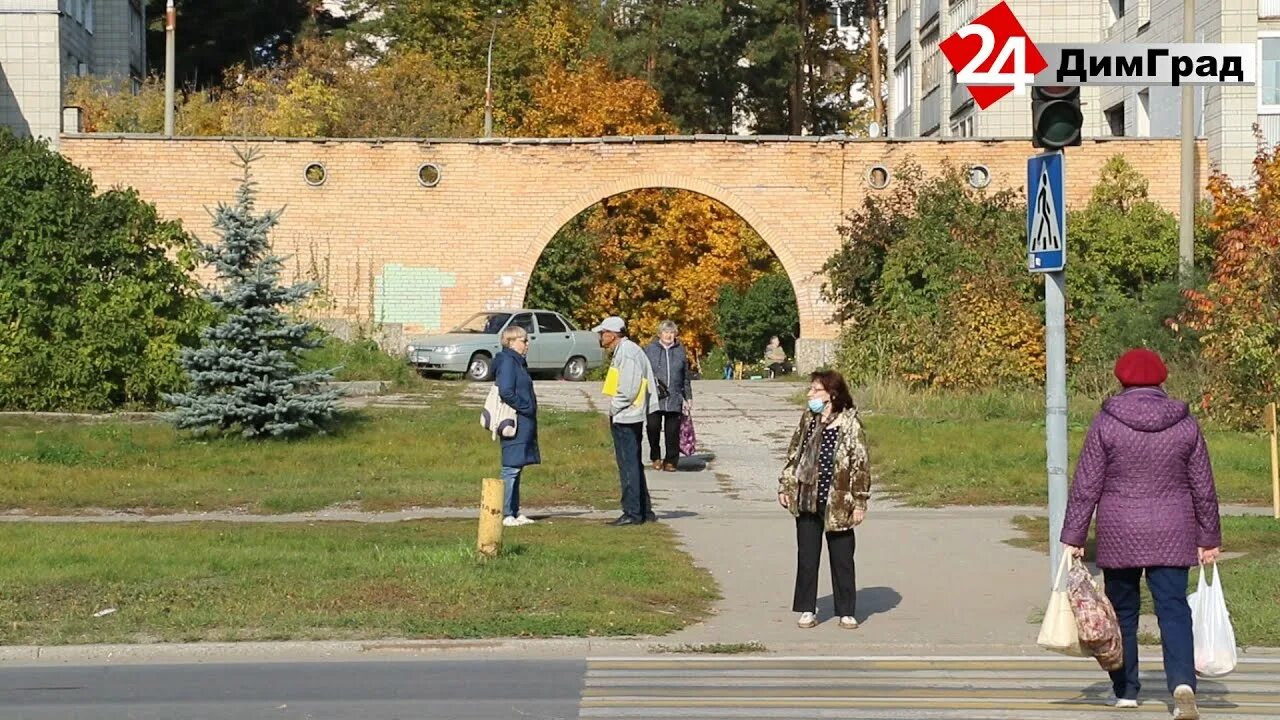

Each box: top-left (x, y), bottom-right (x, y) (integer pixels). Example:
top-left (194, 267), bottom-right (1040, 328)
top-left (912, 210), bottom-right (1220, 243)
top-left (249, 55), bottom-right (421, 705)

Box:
top-left (452, 313), bottom-right (511, 334)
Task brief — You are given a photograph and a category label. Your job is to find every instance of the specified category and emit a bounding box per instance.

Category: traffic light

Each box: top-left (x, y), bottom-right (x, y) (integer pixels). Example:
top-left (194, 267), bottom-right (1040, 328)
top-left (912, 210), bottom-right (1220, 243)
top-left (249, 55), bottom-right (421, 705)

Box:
top-left (1032, 86), bottom-right (1083, 150)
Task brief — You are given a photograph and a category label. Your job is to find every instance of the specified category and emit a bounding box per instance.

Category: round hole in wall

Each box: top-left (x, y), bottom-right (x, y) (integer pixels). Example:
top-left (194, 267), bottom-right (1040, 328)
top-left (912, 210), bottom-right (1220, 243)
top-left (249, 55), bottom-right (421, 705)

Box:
top-left (418, 163), bottom-right (442, 187)
top-left (865, 164), bottom-right (891, 190)
top-left (304, 163), bottom-right (327, 187)
top-left (967, 164), bottom-right (992, 189)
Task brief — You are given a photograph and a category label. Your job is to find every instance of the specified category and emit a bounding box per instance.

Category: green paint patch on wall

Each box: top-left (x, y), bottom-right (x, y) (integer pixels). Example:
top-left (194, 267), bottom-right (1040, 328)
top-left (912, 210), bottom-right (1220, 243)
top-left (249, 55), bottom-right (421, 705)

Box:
top-left (374, 264), bottom-right (458, 329)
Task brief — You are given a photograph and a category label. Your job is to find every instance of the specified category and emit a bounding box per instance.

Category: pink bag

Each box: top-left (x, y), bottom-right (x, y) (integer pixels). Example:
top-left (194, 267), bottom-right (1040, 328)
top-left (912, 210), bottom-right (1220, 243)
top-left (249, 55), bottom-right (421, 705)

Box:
top-left (679, 410), bottom-right (697, 456)
top-left (1067, 558), bottom-right (1124, 671)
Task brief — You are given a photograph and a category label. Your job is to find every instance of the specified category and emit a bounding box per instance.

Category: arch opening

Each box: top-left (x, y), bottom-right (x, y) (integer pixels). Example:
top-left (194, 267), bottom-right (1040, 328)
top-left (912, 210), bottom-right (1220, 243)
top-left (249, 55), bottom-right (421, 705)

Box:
top-left (523, 185), bottom-right (803, 378)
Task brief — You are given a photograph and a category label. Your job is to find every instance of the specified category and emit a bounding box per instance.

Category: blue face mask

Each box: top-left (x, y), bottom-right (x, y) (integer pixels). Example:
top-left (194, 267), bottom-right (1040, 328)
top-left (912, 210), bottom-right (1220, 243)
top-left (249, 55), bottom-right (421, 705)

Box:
top-left (807, 398), bottom-right (827, 413)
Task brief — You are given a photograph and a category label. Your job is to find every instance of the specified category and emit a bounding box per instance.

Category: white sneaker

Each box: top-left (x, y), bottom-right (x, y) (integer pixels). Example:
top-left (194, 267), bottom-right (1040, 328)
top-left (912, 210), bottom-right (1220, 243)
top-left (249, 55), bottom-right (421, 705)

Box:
top-left (838, 616), bottom-right (859, 629)
top-left (502, 516), bottom-right (520, 527)
top-left (1113, 698), bottom-right (1139, 709)
top-left (1172, 685), bottom-right (1199, 720)
top-left (514, 515), bottom-right (535, 526)
top-left (797, 612), bottom-right (817, 628)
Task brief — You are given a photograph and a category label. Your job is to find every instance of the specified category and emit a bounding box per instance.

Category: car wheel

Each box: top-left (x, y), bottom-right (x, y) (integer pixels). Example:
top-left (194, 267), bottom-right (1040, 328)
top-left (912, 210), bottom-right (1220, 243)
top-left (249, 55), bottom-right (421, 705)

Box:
top-left (467, 353), bottom-right (493, 382)
top-left (562, 356), bottom-right (587, 382)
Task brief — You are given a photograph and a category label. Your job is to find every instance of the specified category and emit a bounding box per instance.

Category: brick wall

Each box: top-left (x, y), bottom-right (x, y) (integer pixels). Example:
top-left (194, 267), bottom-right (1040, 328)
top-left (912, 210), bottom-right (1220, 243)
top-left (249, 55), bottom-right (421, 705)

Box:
top-left (59, 135), bottom-right (1208, 346)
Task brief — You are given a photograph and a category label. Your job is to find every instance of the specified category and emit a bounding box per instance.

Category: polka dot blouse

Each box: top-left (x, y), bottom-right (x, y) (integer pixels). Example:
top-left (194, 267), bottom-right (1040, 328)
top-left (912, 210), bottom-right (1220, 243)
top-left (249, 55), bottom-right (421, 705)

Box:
top-left (809, 416), bottom-right (840, 506)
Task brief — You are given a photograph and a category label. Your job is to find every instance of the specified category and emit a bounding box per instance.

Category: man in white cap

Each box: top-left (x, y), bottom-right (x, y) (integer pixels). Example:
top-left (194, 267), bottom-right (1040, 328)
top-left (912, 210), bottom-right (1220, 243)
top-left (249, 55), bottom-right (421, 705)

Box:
top-left (592, 316), bottom-right (658, 526)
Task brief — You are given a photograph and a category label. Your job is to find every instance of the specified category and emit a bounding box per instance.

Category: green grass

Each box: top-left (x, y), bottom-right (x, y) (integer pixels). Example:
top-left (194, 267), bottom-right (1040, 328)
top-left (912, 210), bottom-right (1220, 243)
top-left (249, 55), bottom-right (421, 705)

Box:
top-left (0, 520), bottom-right (717, 645)
top-left (650, 642), bottom-right (767, 654)
top-left (1007, 514), bottom-right (1280, 647)
top-left (854, 381), bottom-right (1273, 506)
top-left (0, 385), bottom-right (619, 514)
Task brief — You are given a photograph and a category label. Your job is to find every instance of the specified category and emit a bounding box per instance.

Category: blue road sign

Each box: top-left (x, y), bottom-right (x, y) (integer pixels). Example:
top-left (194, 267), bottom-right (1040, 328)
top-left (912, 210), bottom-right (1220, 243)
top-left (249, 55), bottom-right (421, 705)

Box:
top-left (1027, 152), bottom-right (1065, 273)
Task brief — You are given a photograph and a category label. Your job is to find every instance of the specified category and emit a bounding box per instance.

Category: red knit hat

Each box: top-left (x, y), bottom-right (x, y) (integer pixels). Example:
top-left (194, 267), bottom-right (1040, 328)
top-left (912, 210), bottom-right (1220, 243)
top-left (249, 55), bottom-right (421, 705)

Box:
top-left (1114, 348), bottom-right (1168, 387)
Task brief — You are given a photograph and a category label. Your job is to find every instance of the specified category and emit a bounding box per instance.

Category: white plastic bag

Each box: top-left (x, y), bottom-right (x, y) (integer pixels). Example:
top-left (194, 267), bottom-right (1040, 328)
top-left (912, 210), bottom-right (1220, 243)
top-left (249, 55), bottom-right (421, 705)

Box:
top-left (1188, 562), bottom-right (1237, 678)
top-left (1038, 551), bottom-right (1085, 656)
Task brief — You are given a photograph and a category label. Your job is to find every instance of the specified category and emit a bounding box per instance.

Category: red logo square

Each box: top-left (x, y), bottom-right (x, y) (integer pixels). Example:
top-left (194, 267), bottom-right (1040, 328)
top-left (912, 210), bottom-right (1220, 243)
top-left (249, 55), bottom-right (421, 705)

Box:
top-left (939, 1), bottom-right (1047, 110)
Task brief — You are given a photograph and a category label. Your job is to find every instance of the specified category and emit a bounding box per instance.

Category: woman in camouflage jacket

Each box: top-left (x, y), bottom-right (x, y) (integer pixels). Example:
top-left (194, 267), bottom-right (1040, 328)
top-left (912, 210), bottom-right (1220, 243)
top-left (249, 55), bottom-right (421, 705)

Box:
top-left (777, 370), bottom-right (871, 630)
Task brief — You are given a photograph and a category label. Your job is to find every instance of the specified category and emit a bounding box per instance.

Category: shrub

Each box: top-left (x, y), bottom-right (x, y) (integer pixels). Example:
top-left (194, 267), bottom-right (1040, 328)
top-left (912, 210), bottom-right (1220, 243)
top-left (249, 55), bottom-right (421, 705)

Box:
top-left (0, 130), bottom-right (211, 410)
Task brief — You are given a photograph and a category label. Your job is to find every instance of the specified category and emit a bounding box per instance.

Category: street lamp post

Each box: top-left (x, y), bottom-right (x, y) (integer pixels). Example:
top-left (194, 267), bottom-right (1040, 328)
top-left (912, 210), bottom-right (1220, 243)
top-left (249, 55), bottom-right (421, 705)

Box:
top-left (484, 12), bottom-right (501, 138)
top-left (164, 0), bottom-right (176, 136)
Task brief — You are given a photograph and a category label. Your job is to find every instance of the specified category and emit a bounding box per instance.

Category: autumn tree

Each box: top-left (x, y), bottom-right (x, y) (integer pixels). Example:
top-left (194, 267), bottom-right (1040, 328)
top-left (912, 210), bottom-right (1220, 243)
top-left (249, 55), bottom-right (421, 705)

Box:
top-left (1182, 143), bottom-right (1280, 427)
top-left (519, 60), bottom-right (788, 363)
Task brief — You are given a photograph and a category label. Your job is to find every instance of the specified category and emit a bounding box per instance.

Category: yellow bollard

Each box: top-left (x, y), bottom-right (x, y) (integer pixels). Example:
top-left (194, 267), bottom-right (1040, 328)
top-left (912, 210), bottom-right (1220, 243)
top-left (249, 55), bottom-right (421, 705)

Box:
top-left (1266, 402), bottom-right (1279, 520)
top-left (478, 477), bottom-right (504, 557)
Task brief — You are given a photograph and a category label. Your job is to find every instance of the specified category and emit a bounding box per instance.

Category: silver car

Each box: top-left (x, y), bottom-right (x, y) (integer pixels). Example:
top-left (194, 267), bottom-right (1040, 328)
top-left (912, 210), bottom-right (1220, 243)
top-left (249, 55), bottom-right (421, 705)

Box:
top-left (406, 309), bottom-right (604, 381)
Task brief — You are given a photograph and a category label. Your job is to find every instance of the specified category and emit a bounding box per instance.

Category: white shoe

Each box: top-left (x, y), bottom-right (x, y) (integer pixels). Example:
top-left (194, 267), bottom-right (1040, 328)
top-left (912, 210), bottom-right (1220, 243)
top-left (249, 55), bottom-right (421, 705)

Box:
top-left (502, 516), bottom-right (519, 527)
top-left (797, 612), bottom-right (817, 628)
top-left (1172, 685), bottom-right (1199, 719)
top-left (1112, 698), bottom-right (1139, 709)
top-left (514, 515), bottom-right (535, 526)
top-left (838, 616), bottom-right (859, 629)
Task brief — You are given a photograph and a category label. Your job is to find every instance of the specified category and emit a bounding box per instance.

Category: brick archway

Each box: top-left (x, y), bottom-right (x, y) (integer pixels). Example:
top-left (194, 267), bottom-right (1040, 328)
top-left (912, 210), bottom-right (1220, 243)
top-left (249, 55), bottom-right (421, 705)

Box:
top-left (58, 134), bottom-right (1204, 370)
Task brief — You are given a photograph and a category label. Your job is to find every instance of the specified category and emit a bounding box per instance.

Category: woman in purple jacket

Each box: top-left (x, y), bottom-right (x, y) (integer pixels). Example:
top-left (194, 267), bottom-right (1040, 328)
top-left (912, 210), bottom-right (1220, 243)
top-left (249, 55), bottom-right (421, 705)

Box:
top-left (1061, 348), bottom-right (1221, 720)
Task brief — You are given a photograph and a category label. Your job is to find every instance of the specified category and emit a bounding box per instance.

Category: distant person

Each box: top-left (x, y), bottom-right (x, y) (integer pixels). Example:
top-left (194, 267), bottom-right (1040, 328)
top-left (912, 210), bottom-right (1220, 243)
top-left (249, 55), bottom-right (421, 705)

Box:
top-left (1061, 348), bottom-right (1222, 719)
top-left (593, 316), bottom-right (658, 526)
top-left (765, 336), bottom-right (793, 377)
top-left (644, 320), bottom-right (693, 472)
top-left (777, 370), bottom-right (871, 629)
top-left (492, 325), bottom-right (540, 527)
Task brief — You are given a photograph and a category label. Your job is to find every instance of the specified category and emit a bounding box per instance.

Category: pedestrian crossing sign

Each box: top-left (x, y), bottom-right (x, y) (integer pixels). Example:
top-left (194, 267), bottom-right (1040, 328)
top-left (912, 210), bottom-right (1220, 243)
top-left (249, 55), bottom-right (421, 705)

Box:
top-left (1027, 152), bottom-right (1065, 273)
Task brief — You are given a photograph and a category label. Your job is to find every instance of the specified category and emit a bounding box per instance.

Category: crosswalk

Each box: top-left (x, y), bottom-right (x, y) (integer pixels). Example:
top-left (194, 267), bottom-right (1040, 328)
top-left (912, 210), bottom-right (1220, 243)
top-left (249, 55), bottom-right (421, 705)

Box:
top-left (579, 656), bottom-right (1280, 719)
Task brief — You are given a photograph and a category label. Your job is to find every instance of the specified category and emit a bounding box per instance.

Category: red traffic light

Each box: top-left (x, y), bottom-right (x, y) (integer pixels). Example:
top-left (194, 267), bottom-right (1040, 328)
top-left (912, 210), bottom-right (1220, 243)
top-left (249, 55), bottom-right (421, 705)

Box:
top-left (1037, 85), bottom-right (1076, 98)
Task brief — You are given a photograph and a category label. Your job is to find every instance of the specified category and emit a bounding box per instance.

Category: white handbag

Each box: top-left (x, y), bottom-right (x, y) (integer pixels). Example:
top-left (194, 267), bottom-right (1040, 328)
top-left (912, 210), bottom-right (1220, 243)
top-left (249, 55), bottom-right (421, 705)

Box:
top-left (1189, 562), bottom-right (1238, 677)
top-left (1038, 551), bottom-right (1086, 656)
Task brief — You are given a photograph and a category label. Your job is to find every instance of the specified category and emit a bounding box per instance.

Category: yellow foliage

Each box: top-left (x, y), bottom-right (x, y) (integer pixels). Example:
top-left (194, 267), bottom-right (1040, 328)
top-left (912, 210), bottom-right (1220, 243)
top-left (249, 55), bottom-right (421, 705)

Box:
top-left (931, 279), bottom-right (1046, 389)
top-left (517, 60), bottom-right (676, 137)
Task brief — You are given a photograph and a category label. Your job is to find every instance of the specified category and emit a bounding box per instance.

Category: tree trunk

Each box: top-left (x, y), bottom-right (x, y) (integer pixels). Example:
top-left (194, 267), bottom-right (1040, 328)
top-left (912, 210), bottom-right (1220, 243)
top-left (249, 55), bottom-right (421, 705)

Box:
top-left (790, 0), bottom-right (808, 134)
top-left (866, 0), bottom-right (886, 128)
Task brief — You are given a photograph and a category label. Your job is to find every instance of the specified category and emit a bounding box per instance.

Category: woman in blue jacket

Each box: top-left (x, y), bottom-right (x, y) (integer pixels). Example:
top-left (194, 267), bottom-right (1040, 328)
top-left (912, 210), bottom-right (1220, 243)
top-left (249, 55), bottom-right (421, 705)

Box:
top-left (493, 325), bottom-right (540, 527)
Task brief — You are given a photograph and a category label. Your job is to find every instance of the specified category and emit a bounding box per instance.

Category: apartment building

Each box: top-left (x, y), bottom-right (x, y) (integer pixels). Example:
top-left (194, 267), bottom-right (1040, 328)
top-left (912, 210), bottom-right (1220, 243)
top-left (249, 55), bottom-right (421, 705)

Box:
top-left (886, 0), bottom-right (1269, 183)
top-left (1, 0), bottom-right (145, 146)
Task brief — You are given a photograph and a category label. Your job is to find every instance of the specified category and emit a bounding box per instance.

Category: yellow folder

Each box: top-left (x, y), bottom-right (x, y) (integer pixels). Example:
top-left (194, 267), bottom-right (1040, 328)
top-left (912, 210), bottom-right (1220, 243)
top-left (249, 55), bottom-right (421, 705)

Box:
top-left (602, 367), bottom-right (647, 408)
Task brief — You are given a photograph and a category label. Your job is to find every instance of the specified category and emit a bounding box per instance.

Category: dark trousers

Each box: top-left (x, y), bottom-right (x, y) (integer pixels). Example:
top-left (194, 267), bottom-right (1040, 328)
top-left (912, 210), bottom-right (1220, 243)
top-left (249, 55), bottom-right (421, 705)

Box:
top-left (610, 421), bottom-right (652, 522)
top-left (1103, 566), bottom-right (1196, 699)
top-left (647, 410), bottom-right (682, 465)
top-left (792, 509), bottom-right (857, 617)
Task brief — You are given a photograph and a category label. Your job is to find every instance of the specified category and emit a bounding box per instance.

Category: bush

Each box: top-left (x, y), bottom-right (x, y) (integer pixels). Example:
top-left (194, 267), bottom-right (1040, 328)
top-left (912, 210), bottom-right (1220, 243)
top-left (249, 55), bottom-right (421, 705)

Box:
top-left (714, 272), bottom-right (800, 363)
top-left (0, 130), bottom-right (211, 411)
top-left (298, 335), bottom-right (423, 389)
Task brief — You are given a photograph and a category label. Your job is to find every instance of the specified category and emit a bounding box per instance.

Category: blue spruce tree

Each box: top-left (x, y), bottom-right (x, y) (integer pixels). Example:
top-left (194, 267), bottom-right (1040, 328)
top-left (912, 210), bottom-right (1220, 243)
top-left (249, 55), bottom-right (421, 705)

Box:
top-left (165, 147), bottom-right (340, 437)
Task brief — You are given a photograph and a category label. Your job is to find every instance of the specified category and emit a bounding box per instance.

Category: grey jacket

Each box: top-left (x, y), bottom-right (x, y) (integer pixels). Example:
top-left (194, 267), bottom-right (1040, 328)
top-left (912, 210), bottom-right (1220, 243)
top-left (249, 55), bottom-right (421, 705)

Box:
top-left (607, 337), bottom-right (658, 424)
top-left (643, 338), bottom-right (693, 413)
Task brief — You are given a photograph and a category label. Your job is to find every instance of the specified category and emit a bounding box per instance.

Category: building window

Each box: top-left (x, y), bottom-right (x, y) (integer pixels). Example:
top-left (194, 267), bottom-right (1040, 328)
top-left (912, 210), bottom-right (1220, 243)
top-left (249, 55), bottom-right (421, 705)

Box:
top-left (1104, 103), bottom-right (1125, 136)
top-left (829, 1), bottom-right (854, 31)
top-left (84, 0), bottom-right (93, 33)
top-left (1106, 0), bottom-right (1126, 23)
top-left (1137, 89), bottom-right (1151, 136)
top-left (921, 33), bottom-right (941, 93)
top-left (1261, 37), bottom-right (1280, 111)
top-left (893, 62), bottom-right (912, 119)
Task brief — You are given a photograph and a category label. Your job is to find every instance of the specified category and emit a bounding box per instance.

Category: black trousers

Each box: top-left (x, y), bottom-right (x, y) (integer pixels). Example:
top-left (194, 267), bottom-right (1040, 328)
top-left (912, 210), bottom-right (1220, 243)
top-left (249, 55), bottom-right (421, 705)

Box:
top-left (792, 509), bottom-right (857, 617)
top-left (646, 410), bottom-right (682, 465)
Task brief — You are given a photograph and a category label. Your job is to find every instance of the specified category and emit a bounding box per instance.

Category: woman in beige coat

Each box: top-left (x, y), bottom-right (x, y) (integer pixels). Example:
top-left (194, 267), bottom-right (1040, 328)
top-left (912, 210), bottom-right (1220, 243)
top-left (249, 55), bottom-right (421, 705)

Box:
top-left (777, 370), bottom-right (872, 629)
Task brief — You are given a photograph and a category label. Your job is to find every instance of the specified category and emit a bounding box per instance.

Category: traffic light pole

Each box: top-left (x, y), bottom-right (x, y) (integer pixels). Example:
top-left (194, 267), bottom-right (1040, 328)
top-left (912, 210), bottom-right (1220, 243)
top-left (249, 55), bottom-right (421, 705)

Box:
top-left (1045, 246), bottom-right (1068, 587)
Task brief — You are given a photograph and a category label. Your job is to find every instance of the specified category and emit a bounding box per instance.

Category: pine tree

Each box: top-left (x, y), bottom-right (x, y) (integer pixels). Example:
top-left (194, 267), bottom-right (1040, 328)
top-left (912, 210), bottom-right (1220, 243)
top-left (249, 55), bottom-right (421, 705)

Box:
top-left (165, 147), bottom-right (340, 437)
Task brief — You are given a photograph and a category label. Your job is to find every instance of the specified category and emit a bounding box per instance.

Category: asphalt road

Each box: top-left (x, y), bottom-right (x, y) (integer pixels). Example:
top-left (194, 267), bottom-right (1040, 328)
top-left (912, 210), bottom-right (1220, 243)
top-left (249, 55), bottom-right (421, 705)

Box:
top-left (0, 658), bottom-right (586, 720)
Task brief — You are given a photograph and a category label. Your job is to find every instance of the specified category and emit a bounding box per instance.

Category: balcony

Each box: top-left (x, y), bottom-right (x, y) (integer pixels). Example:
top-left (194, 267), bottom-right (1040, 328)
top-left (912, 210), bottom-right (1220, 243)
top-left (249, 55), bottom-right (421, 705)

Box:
top-left (1262, 0), bottom-right (1280, 16)
top-left (922, 0), bottom-right (941, 28)
top-left (951, 82), bottom-right (972, 113)
top-left (1261, 115), bottom-right (1280, 148)
top-left (948, 0), bottom-right (977, 29)
top-left (895, 108), bottom-right (914, 138)
top-left (921, 87), bottom-right (942, 135)
top-left (896, 10), bottom-right (912, 55)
